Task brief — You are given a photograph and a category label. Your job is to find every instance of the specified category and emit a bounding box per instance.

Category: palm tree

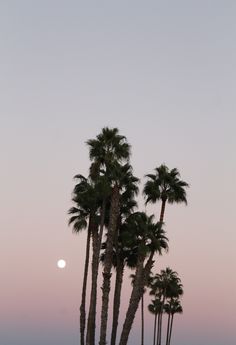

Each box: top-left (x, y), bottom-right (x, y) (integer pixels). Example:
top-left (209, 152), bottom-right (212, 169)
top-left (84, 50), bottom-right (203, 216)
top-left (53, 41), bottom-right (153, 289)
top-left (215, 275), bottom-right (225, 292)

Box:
top-left (143, 165), bottom-right (187, 345)
top-left (68, 175), bottom-right (99, 345)
top-left (100, 221), bottom-right (138, 345)
top-left (150, 268), bottom-right (181, 345)
top-left (143, 165), bottom-right (189, 222)
top-left (119, 212), bottom-right (168, 345)
top-left (99, 163), bottom-right (138, 345)
top-left (165, 299), bottom-right (183, 345)
top-left (110, 187), bottom-right (139, 345)
top-left (86, 127), bottom-right (131, 345)
top-left (165, 278), bottom-right (183, 345)
top-left (148, 298), bottom-right (162, 345)
top-left (87, 127), bottom-right (130, 173)
top-left (164, 301), bottom-right (171, 345)
top-left (85, 176), bottom-right (110, 345)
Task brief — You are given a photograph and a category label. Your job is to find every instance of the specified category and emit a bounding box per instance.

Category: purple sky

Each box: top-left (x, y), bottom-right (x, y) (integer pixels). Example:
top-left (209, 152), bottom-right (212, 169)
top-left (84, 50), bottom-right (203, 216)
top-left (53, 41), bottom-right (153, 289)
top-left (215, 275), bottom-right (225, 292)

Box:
top-left (1, 1), bottom-right (236, 345)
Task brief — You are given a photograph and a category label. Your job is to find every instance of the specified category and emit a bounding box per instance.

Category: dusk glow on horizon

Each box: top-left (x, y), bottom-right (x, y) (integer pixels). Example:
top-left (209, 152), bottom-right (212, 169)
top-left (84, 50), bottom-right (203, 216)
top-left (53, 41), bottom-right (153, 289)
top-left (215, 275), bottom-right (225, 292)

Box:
top-left (1, 1), bottom-right (236, 345)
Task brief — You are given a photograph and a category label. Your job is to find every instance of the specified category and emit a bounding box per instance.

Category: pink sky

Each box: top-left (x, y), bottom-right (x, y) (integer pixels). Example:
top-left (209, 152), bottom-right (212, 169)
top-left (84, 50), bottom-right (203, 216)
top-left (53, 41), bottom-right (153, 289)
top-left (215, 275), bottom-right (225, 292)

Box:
top-left (1, 1), bottom-right (236, 345)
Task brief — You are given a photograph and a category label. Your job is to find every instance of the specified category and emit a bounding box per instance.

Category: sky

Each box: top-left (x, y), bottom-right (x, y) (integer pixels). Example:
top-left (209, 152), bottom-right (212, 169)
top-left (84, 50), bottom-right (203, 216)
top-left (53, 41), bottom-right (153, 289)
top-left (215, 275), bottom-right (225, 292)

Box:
top-left (1, 1), bottom-right (236, 345)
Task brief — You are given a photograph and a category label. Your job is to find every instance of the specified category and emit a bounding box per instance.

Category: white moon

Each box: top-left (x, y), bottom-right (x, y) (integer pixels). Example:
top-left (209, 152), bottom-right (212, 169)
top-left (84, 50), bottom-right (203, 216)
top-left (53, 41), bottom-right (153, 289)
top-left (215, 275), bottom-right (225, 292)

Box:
top-left (57, 259), bottom-right (66, 269)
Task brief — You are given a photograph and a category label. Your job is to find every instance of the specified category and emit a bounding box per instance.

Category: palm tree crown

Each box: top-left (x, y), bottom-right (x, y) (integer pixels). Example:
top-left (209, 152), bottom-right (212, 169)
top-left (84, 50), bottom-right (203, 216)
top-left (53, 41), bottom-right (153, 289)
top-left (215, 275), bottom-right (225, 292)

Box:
top-left (68, 174), bottom-right (98, 233)
top-left (87, 127), bottom-right (131, 179)
top-left (68, 174), bottom-right (100, 345)
top-left (144, 165), bottom-right (188, 204)
top-left (143, 165), bottom-right (189, 222)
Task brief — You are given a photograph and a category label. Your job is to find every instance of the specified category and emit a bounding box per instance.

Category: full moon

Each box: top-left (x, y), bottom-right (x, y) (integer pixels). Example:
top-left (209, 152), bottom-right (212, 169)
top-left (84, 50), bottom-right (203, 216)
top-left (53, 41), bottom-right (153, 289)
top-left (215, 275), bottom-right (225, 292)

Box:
top-left (57, 259), bottom-right (66, 269)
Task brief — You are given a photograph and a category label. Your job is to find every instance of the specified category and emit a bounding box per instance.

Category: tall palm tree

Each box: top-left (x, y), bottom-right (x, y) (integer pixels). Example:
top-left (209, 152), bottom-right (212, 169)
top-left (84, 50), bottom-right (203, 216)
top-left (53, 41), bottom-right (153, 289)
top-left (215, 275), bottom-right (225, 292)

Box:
top-left (164, 301), bottom-right (171, 345)
top-left (165, 279), bottom-right (183, 345)
top-left (143, 166), bottom-right (187, 345)
top-left (110, 187), bottom-right (139, 345)
top-left (85, 176), bottom-right (110, 345)
top-left (68, 175), bottom-right (99, 345)
top-left (148, 298), bottom-right (162, 345)
top-left (100, 221), bottom-right (138, 345)
top-left (165, 299), bottom-right (183, 345)
top-left (99, 163), bottom-right (138, 345)
top-left (86, 127), bottom-right (131, 345)
top-left (143, 165), bottom-right (189, 222)
top-left (119, 212), bottom-right (168, 345)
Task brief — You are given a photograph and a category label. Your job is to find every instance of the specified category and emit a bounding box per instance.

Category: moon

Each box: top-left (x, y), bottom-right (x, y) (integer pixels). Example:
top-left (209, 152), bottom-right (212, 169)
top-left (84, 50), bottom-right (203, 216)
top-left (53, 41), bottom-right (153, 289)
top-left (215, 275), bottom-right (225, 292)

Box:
top-left (57, 259), bottom-right (66, 269)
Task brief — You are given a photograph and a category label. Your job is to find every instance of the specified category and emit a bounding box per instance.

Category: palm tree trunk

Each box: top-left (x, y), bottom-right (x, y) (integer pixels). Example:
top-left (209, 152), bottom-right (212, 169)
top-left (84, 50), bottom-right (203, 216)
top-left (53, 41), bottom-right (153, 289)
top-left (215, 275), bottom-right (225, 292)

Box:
top-left (168, 315), bottom-right (174, 345)
top-left (110, 259), bottom-right (124, 345)
top-left (155, 313), bottom-right (160, 345)
top-left (157, 296), bottom-right (166, 345)
top-left (165, 312), bottom-right (171, 345)
top-left (119, 259), bottom-right (145, 345)
top-left (86, 228), bottom-right (99, 345)
top-left (153, 313), bottom-right (157, 345)
top-left (158, 311), bottom-right (163, 345)
top-left (86, 200), bottom-right (106, 345)
top-left (80, 217), bottom-right (92, 345)
top-left (159, 199), bottom-right (166, 223)
top-left (141, 294), bottom-right (144, 345)
top-left (156, 314), bottom-right (159, 345)
top-left (119, 252), bottom-right (154, 345)
top-left (99, 185), bottom-right (120, 345)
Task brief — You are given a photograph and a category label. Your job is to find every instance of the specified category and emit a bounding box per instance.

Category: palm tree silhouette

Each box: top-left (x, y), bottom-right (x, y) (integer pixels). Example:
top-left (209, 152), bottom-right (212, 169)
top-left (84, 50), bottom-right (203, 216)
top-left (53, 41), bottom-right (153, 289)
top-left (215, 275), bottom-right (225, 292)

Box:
top-left (119, 212), bottom-right (168, 345)
top-left (68, 174), bottom-right (99, 345)
top-left (149, 268), bottom-right (181, 345)
top-left (86, 127), bottom-right (131, 345)
top-left (100, 163), bottom-right (137, 345)
top-left (110, 182), bottom-right (139, 345)
top-left (164, 298), bottom-right (183, 345)
top-left (148, 298), bottom-right (162, 345)
top-left (143, 165), bottom-right (189, 222)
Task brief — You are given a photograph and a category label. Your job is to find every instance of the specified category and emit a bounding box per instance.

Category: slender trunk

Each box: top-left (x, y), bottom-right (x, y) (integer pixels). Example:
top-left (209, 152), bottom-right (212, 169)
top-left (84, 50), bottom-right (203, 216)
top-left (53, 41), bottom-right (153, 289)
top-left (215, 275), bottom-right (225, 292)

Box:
top-left (168, 315), bottom-right (174, 345)
top-left (157, 200), bottom-right (165, 345)
top-left (159, 313), bottom-right (163, 345)
top-left (141, 294), bottom-right (144, 345)
top-left (165, 312), bottom-right (171, 345)
top-left (80, 217), bottom-right (92, 345)
top-left (86, 227), bottom-right (99, 345)
top-left (110, 260), bottom-right (125, 345)
top-left (156, 312), bottom-right (160, 345)
top-left (153, 313), bottom-right (157, 345)
top-left (86, 200), bottom-right (106, 345)
top-left (155, 313), bottom-right (160, 345)
top-left (119, 258), bottom-right (145, 345)
top-left (119, 252), bottom-right (154, 345)
top-left (159, 199), bottom-right (166, 223)
top-left (157, 295), bottom-right (166, 345)
top-left (99, 185), bottom-right (120, 345)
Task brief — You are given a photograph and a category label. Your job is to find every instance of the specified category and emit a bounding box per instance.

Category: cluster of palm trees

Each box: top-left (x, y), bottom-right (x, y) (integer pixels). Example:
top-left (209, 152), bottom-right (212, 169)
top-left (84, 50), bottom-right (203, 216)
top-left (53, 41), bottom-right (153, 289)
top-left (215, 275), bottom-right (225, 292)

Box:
top-left (68, 127), bottom-right (188, 345)
top-left (148, 268), bottom-right (183, 345)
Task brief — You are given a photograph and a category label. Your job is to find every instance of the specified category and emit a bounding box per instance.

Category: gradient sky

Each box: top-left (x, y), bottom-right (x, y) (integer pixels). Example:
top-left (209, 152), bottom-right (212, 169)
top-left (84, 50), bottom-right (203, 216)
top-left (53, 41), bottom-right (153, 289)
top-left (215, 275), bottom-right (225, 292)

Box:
top-left (1, 1), bottom-right (236, 345)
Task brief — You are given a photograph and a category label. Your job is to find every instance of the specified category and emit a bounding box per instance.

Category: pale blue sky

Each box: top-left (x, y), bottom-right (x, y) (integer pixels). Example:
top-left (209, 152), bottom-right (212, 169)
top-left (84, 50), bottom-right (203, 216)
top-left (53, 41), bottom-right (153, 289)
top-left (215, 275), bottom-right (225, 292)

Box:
top-left (1, 1), bottom-right (236, 345)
